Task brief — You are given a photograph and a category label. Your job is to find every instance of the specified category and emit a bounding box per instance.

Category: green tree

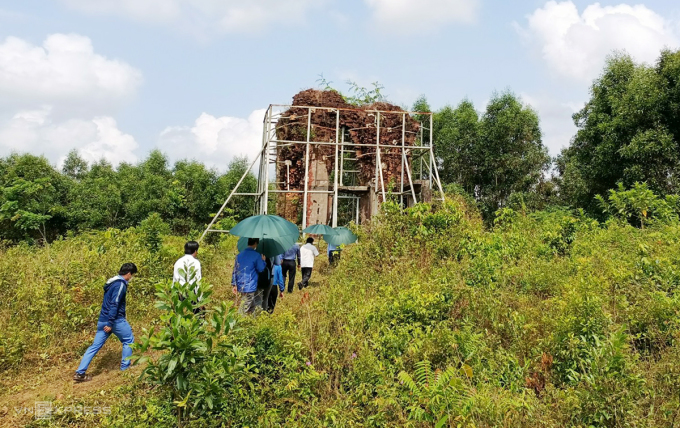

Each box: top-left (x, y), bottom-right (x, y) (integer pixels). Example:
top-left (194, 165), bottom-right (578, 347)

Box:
top-left (412, 95), bottom-right (433, 149)
top-left (62, 150), bottom-right (89, 180)
top-left (172, 160), bottom-right (219, 234)
top-left (596, 182), bottom-right (680, 228)
top-left (139, 212), bottom-right (171, 252)
top-left (0, 150), bottom-right (264, 240)
top-left (431, 93), bottom-right (549, 218)
top-left (433, 100), bottom-right (480, 190)
top-left (558, 49), bottom-right (680, 211)
top-left (216, 156), bottom-right (257, 222)
top-left (478, 92), bottom-right (549, 215)
top-left (134, 275), bottom-right (247, 424)
top-left (67, 159), bottom-right (123, 230)
top-left (316, 76), bottom-right (387, 106)
top-left (0, 154), bottom-right (68, 241)
top-left (344, 80), bottom-right (386, 106)
top-left (118, 150), bottom-right (178, 227)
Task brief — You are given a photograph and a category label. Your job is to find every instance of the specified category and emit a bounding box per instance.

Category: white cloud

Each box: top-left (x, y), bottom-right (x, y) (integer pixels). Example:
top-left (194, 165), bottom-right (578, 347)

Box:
top-left (0, 33), bottom-right (142, 165)
top-left (0, 107), bottom-right (138, 166)
top-left (158, 110), bottom-right (266, 169)
top-left (60, 0), bottom-right (321, 36)
top-left (365, 0), bottom-right (479, 33)
top-left (60, 0), bottom-right (181, 23)
top-left (0, 33), bottom-right (142, 115)
top-left (79, 117), bottom-right (138, 165)
top-left (517, 1), bottom-right (680, 82)
top-left (521, 93), bottom-right (580, 156)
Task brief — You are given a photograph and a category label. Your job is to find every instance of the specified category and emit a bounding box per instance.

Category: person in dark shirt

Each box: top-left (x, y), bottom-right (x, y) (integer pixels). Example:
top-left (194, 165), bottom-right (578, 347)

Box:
top-left (73, 263), bottom-right (138, 382)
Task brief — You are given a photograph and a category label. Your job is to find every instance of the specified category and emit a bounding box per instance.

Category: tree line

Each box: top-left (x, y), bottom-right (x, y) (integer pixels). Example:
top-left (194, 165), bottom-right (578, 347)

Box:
top-left (0, 150), bottom-right (256, 242)
top-left (1, 48), bottom-right (678, 241)
top-left (420, 48), bottom-right (680, 221)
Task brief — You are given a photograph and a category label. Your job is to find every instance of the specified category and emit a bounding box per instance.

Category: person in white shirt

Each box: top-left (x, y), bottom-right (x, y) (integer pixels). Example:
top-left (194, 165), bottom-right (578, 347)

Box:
top-left (173, 241), bottom-right (202, 307)
top-left (298, 237), bottom-right (319, 288)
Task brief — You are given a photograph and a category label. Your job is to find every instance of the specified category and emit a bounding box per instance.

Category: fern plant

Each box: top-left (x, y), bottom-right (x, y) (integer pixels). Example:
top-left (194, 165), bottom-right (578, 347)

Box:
top-left (398, 360), bottom-right (472, 427)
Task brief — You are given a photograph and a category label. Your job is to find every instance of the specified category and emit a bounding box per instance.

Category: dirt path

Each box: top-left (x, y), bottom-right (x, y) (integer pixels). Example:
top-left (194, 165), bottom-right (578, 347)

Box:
top-left (0, 344), bottom-right (143, 427)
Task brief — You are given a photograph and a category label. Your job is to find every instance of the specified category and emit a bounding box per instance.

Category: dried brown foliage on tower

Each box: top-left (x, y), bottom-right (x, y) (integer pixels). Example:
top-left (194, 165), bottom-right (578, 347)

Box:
top-left (275, 89), bottom-right (421, 189)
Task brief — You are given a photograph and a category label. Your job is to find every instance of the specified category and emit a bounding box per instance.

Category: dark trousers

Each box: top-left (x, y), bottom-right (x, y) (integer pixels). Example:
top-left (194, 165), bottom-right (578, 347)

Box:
top-left (282, 259), bottom-right (297, 293)
top-left (300, 267), bottom-right (312, 288)
top-left (262, 284), bottom-right (279, 314)
top-left (266, 286), bottom-right (280, 313)
top-left (262, 283), bottom-right (273, 312)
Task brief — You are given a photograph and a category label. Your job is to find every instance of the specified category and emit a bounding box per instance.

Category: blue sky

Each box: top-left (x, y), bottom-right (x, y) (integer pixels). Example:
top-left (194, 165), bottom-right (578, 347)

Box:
top-left (0, 0), bottom-right (678, 169)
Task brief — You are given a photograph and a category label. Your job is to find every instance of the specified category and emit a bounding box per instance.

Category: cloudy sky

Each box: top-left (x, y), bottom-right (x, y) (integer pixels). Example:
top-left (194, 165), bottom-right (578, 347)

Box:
top-left (0, 0), bottom-right (678, 169)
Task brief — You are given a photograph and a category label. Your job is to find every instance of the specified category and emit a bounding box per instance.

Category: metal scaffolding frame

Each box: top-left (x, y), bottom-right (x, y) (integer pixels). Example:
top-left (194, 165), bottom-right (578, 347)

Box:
top-left (200, 104), bottom-right (445, 241)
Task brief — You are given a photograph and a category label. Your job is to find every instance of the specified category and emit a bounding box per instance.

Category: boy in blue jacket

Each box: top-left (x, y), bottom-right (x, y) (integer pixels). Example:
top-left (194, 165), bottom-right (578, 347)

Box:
top-left (266, 255), bottom-right (285, 313)
top-left (73, 263), bottom-right (138, 382)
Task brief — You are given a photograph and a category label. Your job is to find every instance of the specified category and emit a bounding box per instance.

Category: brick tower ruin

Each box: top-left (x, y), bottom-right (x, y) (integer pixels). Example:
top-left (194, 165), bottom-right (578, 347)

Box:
top-left (200, 90), bottom-right (445, 240)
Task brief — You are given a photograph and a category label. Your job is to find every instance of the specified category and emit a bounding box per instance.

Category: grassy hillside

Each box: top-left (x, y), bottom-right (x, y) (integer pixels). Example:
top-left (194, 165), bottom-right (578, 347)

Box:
top-left (0, 227), bottom-right (241, 427)
top-left (3, 196), bottom-right (680, 427)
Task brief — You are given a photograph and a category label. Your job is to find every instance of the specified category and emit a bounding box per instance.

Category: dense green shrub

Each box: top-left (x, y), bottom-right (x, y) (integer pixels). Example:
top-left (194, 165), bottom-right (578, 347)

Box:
top-left (134, 273), bottom-right (252, 424)
top-left (597, 182), bottom-right (680, 228)
top-left (177, 195), bottom-right (680, 427)
top-left (7, 192), bottom-right (680, 427)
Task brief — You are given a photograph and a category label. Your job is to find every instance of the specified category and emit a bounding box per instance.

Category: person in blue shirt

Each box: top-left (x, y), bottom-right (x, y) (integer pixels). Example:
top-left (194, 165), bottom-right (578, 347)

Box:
top-left (281, 243), bottom-right (301, 293)
top-left (73, 263), bottom-right (138, 383)
top-left (327, 242), bottom-right (338, 265)
top-left (231, 238), bottom-right (267, 315)
top-left (265, 255), bottom-right (285, 313)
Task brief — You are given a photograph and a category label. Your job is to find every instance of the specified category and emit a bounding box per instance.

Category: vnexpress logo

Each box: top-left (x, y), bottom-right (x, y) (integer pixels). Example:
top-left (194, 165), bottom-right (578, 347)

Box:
top-left (34, 401), bottom-right (53, 420)
top-left (14, 400), bottom-right (112, 419)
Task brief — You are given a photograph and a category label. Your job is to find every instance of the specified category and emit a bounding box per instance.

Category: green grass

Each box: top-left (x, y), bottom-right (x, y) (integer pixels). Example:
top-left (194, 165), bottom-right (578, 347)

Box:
top-left (5, 197), bottom-right (680, 427)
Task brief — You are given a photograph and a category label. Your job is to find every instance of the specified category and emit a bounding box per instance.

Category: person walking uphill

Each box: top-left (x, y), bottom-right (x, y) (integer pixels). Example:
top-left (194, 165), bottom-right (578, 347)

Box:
top-left (173, 241), bottom-right (202, 286)
top-left (258, 255), bottom-right (273, 311)
top-left (73, 263), bottom-right (138, 382)
top-left (299, 237), bottom-right (319, 289)
top-left (173, 241), bottom-right (204, 313)
top-left (232, 238), bottom-right (267, 315)
top-left (281, 242), bottom-right (300, 292)
top-left (327, 242), bottom-right (338, 265)
top-left (266, 255), bottom-right (285, 313)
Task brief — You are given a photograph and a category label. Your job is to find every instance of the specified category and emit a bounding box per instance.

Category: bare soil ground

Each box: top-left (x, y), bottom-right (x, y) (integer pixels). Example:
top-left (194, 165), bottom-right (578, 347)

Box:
top-left (0, 340), bottom-right (143, 427)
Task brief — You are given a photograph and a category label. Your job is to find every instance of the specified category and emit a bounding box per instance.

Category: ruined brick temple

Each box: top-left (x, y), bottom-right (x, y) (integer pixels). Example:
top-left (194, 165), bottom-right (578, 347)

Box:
top-left (201, 90), bottom-right (445, 239)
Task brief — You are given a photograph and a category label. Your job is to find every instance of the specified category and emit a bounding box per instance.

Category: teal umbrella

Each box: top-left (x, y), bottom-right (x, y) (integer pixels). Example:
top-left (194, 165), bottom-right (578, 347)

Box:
top-left (230, 215), bottom-right (299, 239)
top-left (324, 227), bottom-right (358, 246)
top-left (303, 224), bottom-right (337, 236)
top-left (237, 235), bottom-right (298, 258)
